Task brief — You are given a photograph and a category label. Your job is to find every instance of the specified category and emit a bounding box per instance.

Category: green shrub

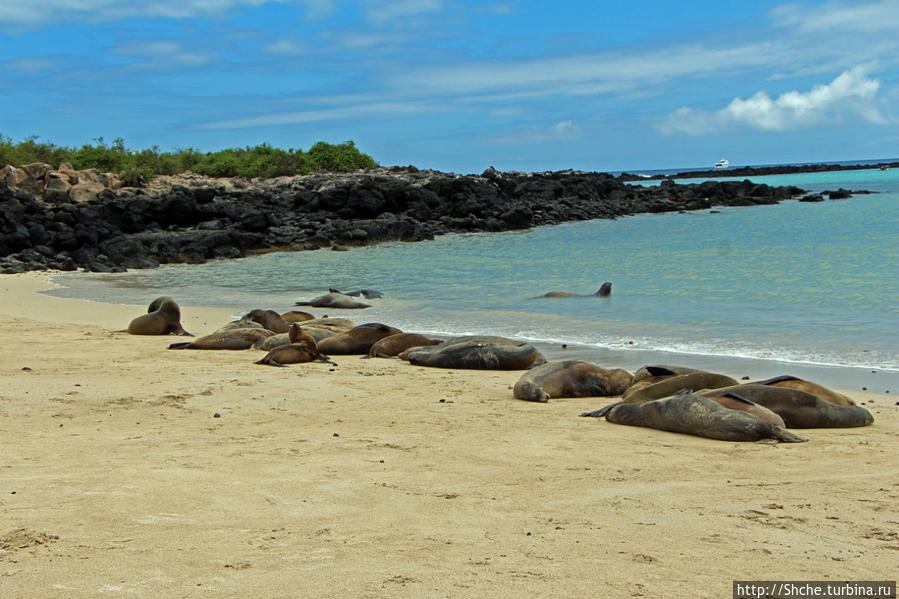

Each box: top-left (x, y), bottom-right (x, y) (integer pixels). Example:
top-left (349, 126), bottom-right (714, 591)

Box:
top-left (0, 134), bottom-right (377, 179)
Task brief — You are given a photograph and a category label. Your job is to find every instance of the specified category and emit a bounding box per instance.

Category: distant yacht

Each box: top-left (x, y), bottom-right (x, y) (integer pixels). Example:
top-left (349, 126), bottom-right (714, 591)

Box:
top-left (714, 158), bottom-right (729, 169)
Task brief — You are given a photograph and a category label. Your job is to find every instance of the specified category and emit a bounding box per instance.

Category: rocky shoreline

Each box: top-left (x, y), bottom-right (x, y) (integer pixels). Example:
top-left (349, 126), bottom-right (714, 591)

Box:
top-left (0, 163), bottom-right (835, 273)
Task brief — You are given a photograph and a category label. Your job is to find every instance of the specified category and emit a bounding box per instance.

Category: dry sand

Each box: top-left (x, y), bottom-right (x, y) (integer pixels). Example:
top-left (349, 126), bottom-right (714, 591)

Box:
top-left (1, 272), bottom-right (896, 598)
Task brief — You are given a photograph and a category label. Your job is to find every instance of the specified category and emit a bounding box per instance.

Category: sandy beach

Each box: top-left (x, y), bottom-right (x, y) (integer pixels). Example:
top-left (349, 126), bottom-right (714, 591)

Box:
top-left (1, 271), bottom-right (896, 598)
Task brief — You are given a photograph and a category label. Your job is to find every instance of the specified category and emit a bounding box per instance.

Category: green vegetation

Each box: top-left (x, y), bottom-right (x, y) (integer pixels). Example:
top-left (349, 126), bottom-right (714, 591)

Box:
top-left (0, 134), bottom-right (377, 181)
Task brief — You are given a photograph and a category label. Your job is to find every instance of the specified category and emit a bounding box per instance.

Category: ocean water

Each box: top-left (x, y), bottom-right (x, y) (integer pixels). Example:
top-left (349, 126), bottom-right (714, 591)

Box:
top-left (44, 167), bottom-right (899, 391)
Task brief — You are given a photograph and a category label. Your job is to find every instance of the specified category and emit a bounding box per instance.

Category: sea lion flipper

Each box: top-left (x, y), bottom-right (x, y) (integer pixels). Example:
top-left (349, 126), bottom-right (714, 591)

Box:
top-left (772, 428), bottom-right (808, 443)
top-left (580, 402), bottom-right (619, 418)
top-left (294, 301), bottom-right (312, 306)
top-left (168, 342), bottom-right (191, 349)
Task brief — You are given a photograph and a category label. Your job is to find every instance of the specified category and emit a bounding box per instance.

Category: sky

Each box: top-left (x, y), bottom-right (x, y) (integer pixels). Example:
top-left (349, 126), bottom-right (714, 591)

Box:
top-left (1, 0), bottom-right (898, 174)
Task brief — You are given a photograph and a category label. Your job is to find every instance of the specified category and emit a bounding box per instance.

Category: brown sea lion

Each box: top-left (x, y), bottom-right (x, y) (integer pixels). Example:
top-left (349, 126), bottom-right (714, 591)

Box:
top-left (704, 392), bottom-right (785, 428)
top-left (752, 375), bottom-right (856, 406)
top-left (514, 360), bottom-right (634, 402)
top-left (295, 292), bottom-right (370, 309)
top-left (364, 333), bottom-right (442, 358)
top-left (168, 328), bottom-right (274, 350)
top-left (300, 317), bottom-right (356, 332)
top-left (255, 324), bottom-right (335, 366)
top-left (317, 323), bottom-right (404, 354)
top-left (245, 309), bottom-right (290, 333)
top-left (542, 281), bottom-right (612, 298)
top-left (632, 364), bottom-right (707, 382)
top-left (621, 371), bottom-right (739, 403)
top-left (215, 319), bottom-right (265, 333)
top-left (401, 335), bottom-right (546, 370)
top-left (253, 324), bottom-right (336, 350)
top-left (702, 385), bottom-right (873, 428)
top-left (580, 391), bottom-right (807, 443)
top-left (280, 310), bottom-right (315, 323)
top-left (128, 297), bottom-right (192, 336)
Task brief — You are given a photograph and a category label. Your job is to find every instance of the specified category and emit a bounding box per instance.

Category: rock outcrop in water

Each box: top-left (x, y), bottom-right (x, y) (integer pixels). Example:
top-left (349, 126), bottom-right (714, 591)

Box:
top-left (0, 164), bottom-right (810, 273)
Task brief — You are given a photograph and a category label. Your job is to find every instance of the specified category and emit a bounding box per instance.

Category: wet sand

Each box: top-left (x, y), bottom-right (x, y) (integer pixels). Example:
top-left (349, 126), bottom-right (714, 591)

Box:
top-left (1, 272), bottom-right (896, 598)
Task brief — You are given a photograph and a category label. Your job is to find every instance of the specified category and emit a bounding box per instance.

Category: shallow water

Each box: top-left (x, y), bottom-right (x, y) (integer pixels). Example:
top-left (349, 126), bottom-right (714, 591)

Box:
top-left (46, 167), bottom-right (899, 392)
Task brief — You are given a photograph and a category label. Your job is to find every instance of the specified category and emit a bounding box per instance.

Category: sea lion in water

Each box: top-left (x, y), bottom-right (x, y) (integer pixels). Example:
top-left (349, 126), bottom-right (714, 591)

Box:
top-left (364, 333), bottom-right (442, 358)
top-left (401, 336), bottom-right (546, 370)
top-left (245, 309), bottom-right (290, 333)
top-left (621, 371), bottom-right (739, 403)
top-left (542, 282), bottom-right (612, 298)
top-left (255, 324), bottom-right (336, 366)
top-left (702, 385), bottom-right (873, 428)
top-left (128, 297), bottom-right (192, 336)
top-left (317, 323), bottom-right (404, 354)
top-left (168, 327), bottom-right (274, 350)
top-left (329, 288), bottom-right (383, 299)
top-left (751, 375), bottom-right (856, 406)
top-left (295, 292), bottom-right (370, 309)
top-left (581, 391), bottom-right (807, 443)
top-left (514, 360), bottom-right (634, 402)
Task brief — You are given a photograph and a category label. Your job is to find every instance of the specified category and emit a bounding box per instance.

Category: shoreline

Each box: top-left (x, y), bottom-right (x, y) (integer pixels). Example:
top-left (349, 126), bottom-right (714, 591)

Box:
top-left (1, 272), bottom-right (896, 598)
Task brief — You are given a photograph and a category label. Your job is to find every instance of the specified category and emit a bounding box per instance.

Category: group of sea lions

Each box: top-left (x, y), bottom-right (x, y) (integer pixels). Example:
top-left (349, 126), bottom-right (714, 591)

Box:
top-left (127, 297), bottom-right (874, 443)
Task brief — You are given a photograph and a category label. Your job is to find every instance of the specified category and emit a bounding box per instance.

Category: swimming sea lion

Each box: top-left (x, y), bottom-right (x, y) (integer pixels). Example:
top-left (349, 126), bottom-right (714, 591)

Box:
top-left (401, 336), bottom-right (546, 370)
top-left (581, 391), bottom-right (807, 443)
top-left (542, 282), bottom-right (612, 298)
top-left (168, 327), bottom-right (274, 350)
top-left (128, 297), bottom-right (192, 336)
top-left (317, 323), bottom-right (404, 354)
top-left (621, 371), bottom-right (739, 403)
top-left (329, 288), bottom-right (384, 299)
top-left (364, 333), bottom-right (442, 358)
top-left (702, 385), bottom-right (873, 428)
top-left (280, 310), bottom-right (315, 323)
top-left (245, 309), bottom-right (290, 333)
top-left (295, 292), bottom-right (370, 309)
top-left (752, 375), bottom-right (856, 406)
top-left (514, 360), bottom-right (634, 402)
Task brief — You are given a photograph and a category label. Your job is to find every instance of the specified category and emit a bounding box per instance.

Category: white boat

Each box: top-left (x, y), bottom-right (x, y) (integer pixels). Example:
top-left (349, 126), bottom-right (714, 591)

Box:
top-left (714, 158), bottom-right (729, 169)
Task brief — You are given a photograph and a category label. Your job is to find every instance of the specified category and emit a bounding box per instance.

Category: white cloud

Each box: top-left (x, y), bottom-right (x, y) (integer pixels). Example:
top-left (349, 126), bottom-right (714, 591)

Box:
top-left (3, 57), bottom-right (55, 72)
top-left (264, 39), bottom-right (306, 54)
top-left (362, 0), bottom-right (444, 25)
top-left (770, 0), bottom-right (899, 33)
top-left (491, 120), bottom-right (583, 144)
top-left (111, 39), bottom-right (212, 66)
top-left (658, 66), bottom-right (888, 135)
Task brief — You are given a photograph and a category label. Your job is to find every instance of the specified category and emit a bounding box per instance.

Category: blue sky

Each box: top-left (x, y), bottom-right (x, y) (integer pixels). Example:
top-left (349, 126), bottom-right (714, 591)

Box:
top-left (1, 0), bottom-right (898, 173)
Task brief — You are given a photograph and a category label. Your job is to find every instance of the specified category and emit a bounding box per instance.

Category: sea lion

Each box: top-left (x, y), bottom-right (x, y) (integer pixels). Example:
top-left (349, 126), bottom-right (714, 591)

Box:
top-left (702, 385), bottom-right (873, 428)
top-left (632, 364), bottom-right (707, 382)
top-left (168, 328), bottom-right (274, 350)
top-left (364, 333), bottom-right (442, 358)
top-left (300, 317), bottom-right (356, 332)
top-left (280, 310), bottom-right (315, 323)
top-left (580, 391), bottom-right (807, 443)
top-left (401, 335), bottom-right (546, 370)
top-left (329, 287), bottom-right (384, 299)
top-left (215, 319), bottom-right (265, 333)
top-left (752, 375), bottom-right (856, 406)
top-left (514, 360), bottom-right (634, 402)
top-left (255, 324), bottom-right (336, 366)
top-left (128, 297), bottom-right (192, 336)
top-left (621, 371), bottom-right (739, 403)
top-left (704, 392), bottom-right (785, 428)
top-left (295, 292), bottom-right (370, 309)
top-left (317, 323), bottom-right (404, 354)
top-left (253, 325), bottom-right (336, 350)
top-left (245, 309), bottom-right (290, 333)
top-left (542, 282), bottom-right (612, 298)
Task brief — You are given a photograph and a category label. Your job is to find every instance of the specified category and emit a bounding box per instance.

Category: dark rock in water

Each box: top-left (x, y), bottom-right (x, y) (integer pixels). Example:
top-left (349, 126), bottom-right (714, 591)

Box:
top-left (799, 194), bottom-right (824, 202)
top-left (0, 168), bottom-right (813, 273)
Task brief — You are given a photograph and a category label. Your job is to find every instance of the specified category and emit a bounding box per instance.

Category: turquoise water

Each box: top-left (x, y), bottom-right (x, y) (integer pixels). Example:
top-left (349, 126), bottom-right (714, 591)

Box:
top-left (45, 168), bottom-right (899, 390)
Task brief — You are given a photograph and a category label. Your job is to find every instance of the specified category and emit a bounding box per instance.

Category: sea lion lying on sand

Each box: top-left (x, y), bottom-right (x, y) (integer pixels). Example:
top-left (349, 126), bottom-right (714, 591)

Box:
top-left (751, 375), bottom-right (856, 406)
top-left (621, 371), bottom-right (739, 403)
top-left (581, 390), bottom-right (807, 443)
top-left (401, 336), bottom-right (546, 370)
top-left (364, 333), bottom-right (442, 358)
top-left (255, 324), bottom-right (336, 367)
top-left (244, 309), bottom-right (290, 333)
top-left (514, 360), bottom-right (634, 402)
top-left (316, 323), bottom-right (404, 354)
top-left (169, 328), bottom-right (274, 350)
top-left (702, 385), bottom-right (873, 428)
